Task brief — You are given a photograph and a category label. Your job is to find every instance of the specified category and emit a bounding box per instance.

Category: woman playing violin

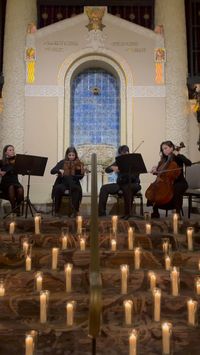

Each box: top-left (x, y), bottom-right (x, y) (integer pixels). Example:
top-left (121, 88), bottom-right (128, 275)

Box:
top-left (0, 145), bottom-right (24, 216)
top-left (146, 140), bottom-right (192, 218)
top-left (51, 146), bottom-right (84, 217)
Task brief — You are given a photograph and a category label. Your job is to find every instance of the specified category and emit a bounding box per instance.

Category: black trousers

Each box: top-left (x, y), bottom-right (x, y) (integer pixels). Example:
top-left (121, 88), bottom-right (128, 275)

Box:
top-left (98, 182), bottom-right (141, 216)
top-left (52, 176), bottom-right (82, 213)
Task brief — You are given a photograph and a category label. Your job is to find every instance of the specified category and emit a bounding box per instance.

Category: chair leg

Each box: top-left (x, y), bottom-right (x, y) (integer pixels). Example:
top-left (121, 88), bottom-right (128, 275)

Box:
top-left (140, 196), bottom-right (144, 216)
top-left (188, 196), bottom-right (192, 219)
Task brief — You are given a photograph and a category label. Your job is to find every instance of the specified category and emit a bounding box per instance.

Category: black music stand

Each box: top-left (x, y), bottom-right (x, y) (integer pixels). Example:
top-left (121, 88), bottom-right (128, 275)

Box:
top-left (14, 154), bottom-right (48, 218)
top-left (116, 153), bottom-right (147, 216)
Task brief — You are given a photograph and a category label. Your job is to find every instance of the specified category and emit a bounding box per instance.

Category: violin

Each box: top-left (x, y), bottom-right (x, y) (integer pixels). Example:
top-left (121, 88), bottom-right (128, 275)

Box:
top-left (63, 158), bottom-right (84, 176)
top-left (145, 142), bottom-right (185, 206)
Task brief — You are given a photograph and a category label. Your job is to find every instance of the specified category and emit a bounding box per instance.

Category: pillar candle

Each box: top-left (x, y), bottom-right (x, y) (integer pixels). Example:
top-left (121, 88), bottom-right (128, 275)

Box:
top-left (65, 263), bottom-right (73, 293)
top-left (26, 255), bottom-right (32, 271)
top-left (153, 288), bottom-right (161, 322)
top-left (170, 267), bottom-right (179, 296)
top-left (120, 264), bottom-right (129, 294)
top-left (0, 281), bottom-right (5, 296)
top-left (123, 300), bottom-right (133, 325)
top-left (128, 227), bottom-right (134, 250)
top-left (129, 329), bottom-right (137, 355)
top-left (111, 239), bottom-right (117, 251)
top-left (134, 247), bottom-right (141, 270)
top-left (23, 240), bottom-right (29, 256)
top-left (162, 239), bottom-right (169, 254)
top-left (148, 271), bottom-right (157, 290)
top-left (9, 222), bottom-right (15, 235)
top-left (198, 259), bottom-right (200, 270)
top-left (187, 227), bottom-right (194, 251)
top-left (40, 291), bottom-right (49, 323)
top-left (52, 248), bottom-right (59, 270)
top-left (66, 301), bottom-right (74, 326)
top-left (62, 236), bottom-right (68, 250)
top-left (25, 334), bottom-right (34, 355)
top-left (145, 223), bottom-right (151, 235)
top-left (77, 216), bottom-right (82, 234)
top-left (195, 277), bottom-right (200, 295)
top-left (173, 213), bottom-right (178, 235)
top-left (80, 238), bottom-right (86, 251)
top-left (112, 215), bottom-right (118, 234)
top-left (35, 272), bottom-right (43, 292)
top-left (165, 255), bottom-right (171, 271)
top-left (34, 214), bottom-right (41, 235)
top-left (162, 322), bottom-right (172, 355)
top-left (187, 299), bottom-right (198, 326)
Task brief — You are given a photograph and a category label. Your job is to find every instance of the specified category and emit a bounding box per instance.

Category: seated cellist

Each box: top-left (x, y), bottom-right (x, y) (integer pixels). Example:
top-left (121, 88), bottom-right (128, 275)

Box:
top-left (146, 140), bottom-right (192, 218)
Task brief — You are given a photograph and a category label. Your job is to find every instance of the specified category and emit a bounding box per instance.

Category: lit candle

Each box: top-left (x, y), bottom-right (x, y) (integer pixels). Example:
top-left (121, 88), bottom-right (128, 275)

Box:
top-left (26, 255), bottom-right (32, 271)
top-left (80, 238), bottom-right (86, 251)
top-left (65, 263), bottom-right (73, 293)
top-left (120, 264), bottom-right (129, 294)
top-left (34, 214), bottom-right (41, 235)
top-left (0, 281), bottom-right (5, 296)
top-left (153, 288), bottom-right (161, 322)
top-left (173, 213), bottom-right (178, 235)
top-left (162, 322), bottom-right (172, 355)
top-left (112, 215), bottom-right (118, 234)
top-left (66, 301), bottom-right (75, 326)
top-left (162, 239), bottom-right (169, 255)
top-left (195, 277), bottom-right (200, 295)
top-left (198, 259), bottom-right (200, 270)
top-left (187, 227), bottom-right (194, 251)
top-left (40, 290), bottom-right (49, 323)
top-left (170, 267), bottom-right (180, 296)
top-left (145, 223), bottom-right (151, 235)
top-left (25, 334), bottom-right (34, 355)
top-left (77, 216), bottom-right (82, 234)
top-left (52, 247), bottom-right (59, 270)
top-left (23, 239), bottom-right (29, 256)
top-left (187, 299), bottom-right (198, 326)
top-left (62, 236), bottom-right (68, 250)
top-left (134, 247), bottom-right (141, 270)
top-left (35, 272), bottom-right (43, 292)
top-left (165, 255), bottom-right (171, 271)
top-left (9, 222), bottom-right (15, 235)
top-left (148, 271), bottom-right (157, 291)
top-left (128, 227), bottom-right (134, 250)
top-left (123, 300), bottom-right (133, 325)
top-left (129, 329), bottom-right (137, 355)
top-left (111, 238), bottom-right (117, 251)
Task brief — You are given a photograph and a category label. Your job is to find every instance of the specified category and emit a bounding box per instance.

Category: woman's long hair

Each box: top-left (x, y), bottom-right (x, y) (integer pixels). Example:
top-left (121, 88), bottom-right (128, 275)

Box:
top-left (64, 146), bottom-right (78, 160)
top-left (159, 140), bottom-right (175, 161)
top-left (2, 144), bottom-right (14, 164)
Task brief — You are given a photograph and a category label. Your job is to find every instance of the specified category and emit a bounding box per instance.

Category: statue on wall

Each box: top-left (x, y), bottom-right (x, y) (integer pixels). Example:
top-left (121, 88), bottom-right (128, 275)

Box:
top-left (85, 7), bottom-right (106, 31)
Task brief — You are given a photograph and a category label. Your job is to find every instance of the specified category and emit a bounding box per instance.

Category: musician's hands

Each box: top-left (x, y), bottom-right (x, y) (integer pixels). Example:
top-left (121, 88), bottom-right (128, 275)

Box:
top-left (59, 169), bottom-right (64, 176)
top-left (111, 165), bottom-right (119, 173)
top-left (0, 169), bottom-right (6, 177)
top-left (150, 166), bottom-right (158, 174)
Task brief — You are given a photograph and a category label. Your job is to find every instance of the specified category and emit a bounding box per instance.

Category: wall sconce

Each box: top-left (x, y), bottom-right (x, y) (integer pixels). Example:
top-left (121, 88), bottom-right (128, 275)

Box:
top-left (188, 83), bottom-right (200, 151)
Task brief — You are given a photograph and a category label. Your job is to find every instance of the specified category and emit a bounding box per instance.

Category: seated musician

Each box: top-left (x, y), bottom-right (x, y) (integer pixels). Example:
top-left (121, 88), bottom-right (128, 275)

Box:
top-left (0, 144), bottom-right (24, 216)
top-left (146, 140), bottom-right (192, 218)
top-left (98, 145), bottom-right (141, 220)
top-left (50, 146), bottom-right (84, 217)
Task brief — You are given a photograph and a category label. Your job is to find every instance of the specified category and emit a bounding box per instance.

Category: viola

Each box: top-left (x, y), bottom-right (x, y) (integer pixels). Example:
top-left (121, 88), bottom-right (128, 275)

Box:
top-left (145, 142), bottom-right (185, 206)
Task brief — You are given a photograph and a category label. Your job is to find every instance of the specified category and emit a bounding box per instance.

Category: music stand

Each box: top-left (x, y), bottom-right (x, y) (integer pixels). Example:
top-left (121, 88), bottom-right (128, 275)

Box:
top-left (116, 153), bottom-right (147, 216)
top-left (14, 154), bottom-right (48, 218)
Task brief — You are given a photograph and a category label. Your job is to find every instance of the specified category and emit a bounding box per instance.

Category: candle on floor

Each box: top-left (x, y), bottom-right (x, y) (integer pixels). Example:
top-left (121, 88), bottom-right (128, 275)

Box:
top-left (165, 255), bottom-right (171, 271)
top-left (111, 238), bottom-right (117, 251)
top-left (65, 263), bottom-right (73, 293)
top-left (173, 213), bottom-right (178, 235)
top-left (26, 255), bottom-right (32, 271)
top-left (123, 300), bottom-right (133, 325)
top-left (25, 333), bottom-right (34, 355)
top-left (148, 271), bottom-right (157, 291)
top-left (34, 214), bottom-right (41, 235)
top-left (134, 247), bottom-right (141, 270)
top-left (66, 301), bottom-right (75, 326)
top-left (162, 238), bottom-right (170, 255)
top-left (80, 238), bottom-right (86, 251)
top-left (129, 329), bottom-right (137, 355)
top-left (0, 280), bottom-right (5, 296)
top-left (144, 211), bottom-right (150, 221)
top-left (187, 227), bottom-right (194, 251)
top-left (153, 287), bottom-right (161, 322)
top-left (145, 223), bottom-right (151, 235)
top-left (187, 299), bottom-right (198, 326)
top-left (35, 272), bottom-right (43, 292)
top-left (198, 259), bottom-right (200, 270)
top-left (22, 238), bottom-right (29, 256)
top-left (120, 264), bottom-right (129, 294)
top-left (9, 221), bottom-right (15, 235)
top-left (112, 215), bottom-right (118, 234)
top-left (40, 290), bottom-right (49, 324)
top-left (195, 277), bottom-right (200, 295)
top-left (170, 267), bottom-right (180, 296)
top-left (61, 235), bottom-right (68, 250)
top-left (162, 322), bottom-right (172, 355)
top-left (128, 227), bottom-right (134, 250)
top-left (76, 216), bottom-right (82, 234)
top-left (52, 247), bottom-right (59, 270)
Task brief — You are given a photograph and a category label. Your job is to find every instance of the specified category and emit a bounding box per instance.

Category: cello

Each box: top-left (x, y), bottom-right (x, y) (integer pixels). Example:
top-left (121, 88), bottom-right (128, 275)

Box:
top-left (145, 142), bottom-right (185, 205)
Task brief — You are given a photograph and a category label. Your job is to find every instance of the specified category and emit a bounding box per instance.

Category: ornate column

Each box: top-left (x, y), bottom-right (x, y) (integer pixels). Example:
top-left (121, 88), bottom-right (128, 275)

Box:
top-left (155, 0), bottom-right (189, 148)
top-left (0, 0), bottom-right (37, 152)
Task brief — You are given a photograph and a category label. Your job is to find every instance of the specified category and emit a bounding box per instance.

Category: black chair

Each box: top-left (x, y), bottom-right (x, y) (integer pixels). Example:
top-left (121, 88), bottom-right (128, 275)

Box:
top-left (51, 189), bottom-right (72, 216)
top-left (112, 189), bottom-right (144, 216)
top-left (184, 164), bottom-right (200, 218)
